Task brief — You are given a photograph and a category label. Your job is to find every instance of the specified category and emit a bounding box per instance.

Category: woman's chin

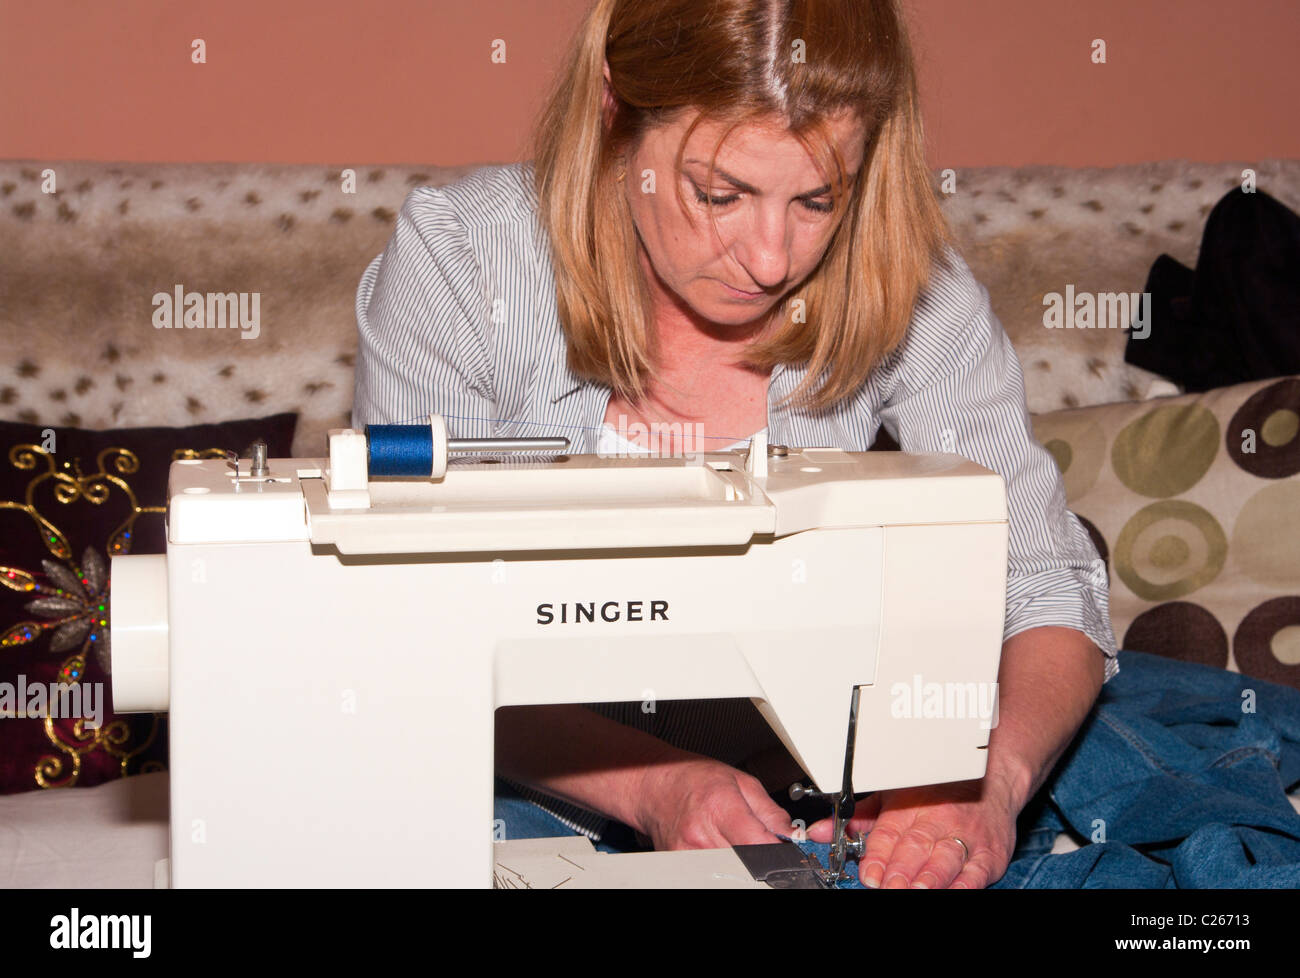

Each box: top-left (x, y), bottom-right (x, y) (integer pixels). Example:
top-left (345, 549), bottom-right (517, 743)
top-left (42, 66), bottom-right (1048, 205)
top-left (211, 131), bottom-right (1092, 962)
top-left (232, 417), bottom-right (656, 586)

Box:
top-left (697, 300), bottom-right (774, 329)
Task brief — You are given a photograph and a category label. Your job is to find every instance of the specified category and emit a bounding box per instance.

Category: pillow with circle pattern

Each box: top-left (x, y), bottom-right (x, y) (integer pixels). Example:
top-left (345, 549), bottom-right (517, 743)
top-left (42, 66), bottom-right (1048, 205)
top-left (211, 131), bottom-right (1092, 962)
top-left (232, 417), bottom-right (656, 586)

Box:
top-left (1028, 376), bottom-right (1300, 690)
top-left (0, 413), bottom-right (296, 794)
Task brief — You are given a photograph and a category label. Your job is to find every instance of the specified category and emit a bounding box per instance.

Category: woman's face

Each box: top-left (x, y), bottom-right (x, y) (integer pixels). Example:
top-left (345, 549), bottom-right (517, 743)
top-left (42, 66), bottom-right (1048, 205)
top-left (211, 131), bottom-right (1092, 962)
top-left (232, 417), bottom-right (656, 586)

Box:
top-left (620, 110), bottom-right (868, 332)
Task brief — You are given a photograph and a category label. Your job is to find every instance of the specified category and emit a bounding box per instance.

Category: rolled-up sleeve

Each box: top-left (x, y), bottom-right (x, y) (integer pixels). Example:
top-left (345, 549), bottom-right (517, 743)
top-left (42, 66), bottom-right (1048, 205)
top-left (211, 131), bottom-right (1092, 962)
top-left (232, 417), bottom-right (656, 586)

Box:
top-left (353, 187), bottom-right (498, 438)
top-left (876, 252), bottom-right (1120, 682)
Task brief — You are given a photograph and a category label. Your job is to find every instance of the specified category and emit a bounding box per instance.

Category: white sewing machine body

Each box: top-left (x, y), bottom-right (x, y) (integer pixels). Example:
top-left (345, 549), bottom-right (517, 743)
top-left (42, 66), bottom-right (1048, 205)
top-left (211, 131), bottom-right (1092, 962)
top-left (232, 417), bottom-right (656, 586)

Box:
top-left (111, 425), bottom-right (1008, 888)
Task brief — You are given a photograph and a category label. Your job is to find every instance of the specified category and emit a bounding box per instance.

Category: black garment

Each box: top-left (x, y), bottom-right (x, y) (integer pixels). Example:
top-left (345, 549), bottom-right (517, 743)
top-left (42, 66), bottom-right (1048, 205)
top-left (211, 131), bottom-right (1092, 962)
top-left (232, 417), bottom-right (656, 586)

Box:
top-left (1125, 188), bottom-right (1300, 392)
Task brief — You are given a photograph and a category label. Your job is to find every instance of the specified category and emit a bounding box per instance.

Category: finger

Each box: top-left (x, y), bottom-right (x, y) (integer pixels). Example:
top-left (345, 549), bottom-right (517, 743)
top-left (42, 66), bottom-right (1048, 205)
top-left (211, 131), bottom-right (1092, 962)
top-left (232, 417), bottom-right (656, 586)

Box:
top-left (854, 817), bottom-right (907, 888)
top-left (908, 837), bottom-right (968, 889)
top-left (876, 819), bottom-right (947, 888)
top-left (760, 808), bottom-right (799, 839)
top-left (950, 853), bottom-right (997, 890)
top-left (735, 779), bottom-right (797, 838)
top-left (805, 795), bottom-right (882, 843)
top-left (680, 783), bottom-right (782, 848)
top-left (718, 809), bottom-right (786, 847)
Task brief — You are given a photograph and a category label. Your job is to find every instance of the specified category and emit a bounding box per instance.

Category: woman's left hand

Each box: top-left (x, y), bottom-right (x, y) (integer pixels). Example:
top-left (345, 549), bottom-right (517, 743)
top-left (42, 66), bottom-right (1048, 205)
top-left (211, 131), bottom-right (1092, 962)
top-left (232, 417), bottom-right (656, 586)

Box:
top-left (805, 778), bottom-right (1018, 889)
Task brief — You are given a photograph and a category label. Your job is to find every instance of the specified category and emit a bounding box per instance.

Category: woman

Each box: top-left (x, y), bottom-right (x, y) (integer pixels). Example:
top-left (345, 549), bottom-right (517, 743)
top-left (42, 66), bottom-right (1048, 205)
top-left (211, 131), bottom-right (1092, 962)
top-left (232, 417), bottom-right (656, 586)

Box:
top-left (352, 0), bottom-right (1116, 889)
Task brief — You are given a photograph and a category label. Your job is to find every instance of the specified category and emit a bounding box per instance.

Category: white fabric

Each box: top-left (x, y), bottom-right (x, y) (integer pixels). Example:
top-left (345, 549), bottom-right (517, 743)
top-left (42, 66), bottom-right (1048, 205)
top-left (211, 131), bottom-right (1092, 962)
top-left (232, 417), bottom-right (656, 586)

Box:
top-left (0, 772), bottom-right (168, 888)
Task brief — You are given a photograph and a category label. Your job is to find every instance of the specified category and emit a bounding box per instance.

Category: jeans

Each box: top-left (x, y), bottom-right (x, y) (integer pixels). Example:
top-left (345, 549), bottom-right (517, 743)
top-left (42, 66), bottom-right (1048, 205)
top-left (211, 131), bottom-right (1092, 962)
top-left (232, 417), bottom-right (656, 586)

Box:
top-left (493, 780), bottom-right (644, 855)
top-left (993, 649), bottom-right (1300, 888)
top-left (494, 651), bottom-right (1300, 888)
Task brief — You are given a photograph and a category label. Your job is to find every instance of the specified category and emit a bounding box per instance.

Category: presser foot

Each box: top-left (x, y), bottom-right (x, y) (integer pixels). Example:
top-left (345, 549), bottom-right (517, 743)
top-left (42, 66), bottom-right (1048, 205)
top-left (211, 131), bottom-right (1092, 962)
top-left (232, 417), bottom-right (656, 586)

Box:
top-left (732, 841), bottom-right (831, 889)
top-left (820, 832), bottom-right (867, 885)
top-left (787, 781), bottom-right (868, 884)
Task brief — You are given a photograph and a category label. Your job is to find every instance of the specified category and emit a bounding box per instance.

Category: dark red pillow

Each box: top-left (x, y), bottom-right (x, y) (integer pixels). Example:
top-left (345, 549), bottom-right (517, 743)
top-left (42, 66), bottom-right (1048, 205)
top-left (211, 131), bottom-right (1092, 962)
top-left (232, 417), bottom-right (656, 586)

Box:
top-left (0, 413), bottom-right (296, 793)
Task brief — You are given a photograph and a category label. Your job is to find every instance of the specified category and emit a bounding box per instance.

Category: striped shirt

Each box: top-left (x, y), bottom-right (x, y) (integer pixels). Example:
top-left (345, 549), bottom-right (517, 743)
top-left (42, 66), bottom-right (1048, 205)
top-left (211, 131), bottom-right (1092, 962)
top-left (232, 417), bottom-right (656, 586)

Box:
top-left (352, 161), bottom-right (1119, 837)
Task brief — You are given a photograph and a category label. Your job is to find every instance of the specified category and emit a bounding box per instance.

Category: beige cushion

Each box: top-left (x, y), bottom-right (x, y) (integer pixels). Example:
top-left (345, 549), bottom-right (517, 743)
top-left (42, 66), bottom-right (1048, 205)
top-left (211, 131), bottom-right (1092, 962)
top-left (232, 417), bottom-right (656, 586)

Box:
top-left (1030, 375), bottom-right (1300, 689)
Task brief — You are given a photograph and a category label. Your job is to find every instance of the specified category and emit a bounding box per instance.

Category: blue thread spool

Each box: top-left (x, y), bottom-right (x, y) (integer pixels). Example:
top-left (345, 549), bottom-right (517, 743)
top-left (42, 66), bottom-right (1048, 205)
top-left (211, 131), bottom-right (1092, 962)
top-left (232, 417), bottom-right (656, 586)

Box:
top-left (366, 423), bottom-right (434, 477)
top-left (363, 415), bottom-right (565, 479)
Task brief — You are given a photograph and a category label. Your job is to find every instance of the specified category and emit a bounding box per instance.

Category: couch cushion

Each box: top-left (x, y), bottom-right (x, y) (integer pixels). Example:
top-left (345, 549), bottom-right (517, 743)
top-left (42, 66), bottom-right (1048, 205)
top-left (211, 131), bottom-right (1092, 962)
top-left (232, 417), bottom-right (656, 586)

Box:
top-left (0, 161), bottom-right (479, 458)
top-left (3, 159), bottom-right (1299, 457)
top-left (1029, 377), bottom-right (1300, 689)
top-left (946, 160), bottom-right (1300, 412)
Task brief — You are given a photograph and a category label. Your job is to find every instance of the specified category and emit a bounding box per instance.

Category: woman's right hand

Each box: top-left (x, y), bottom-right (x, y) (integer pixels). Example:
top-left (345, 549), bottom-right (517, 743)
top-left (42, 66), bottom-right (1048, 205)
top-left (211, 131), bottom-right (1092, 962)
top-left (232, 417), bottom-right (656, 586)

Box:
top-left (632, 756), bottom-right (796, 851)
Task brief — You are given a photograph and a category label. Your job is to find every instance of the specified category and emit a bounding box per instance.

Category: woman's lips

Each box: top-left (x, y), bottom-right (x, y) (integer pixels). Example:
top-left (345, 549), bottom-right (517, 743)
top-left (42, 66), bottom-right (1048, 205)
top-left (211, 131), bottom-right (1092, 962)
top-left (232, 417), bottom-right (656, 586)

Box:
top-left (719, 280), bottom-right (764, 299)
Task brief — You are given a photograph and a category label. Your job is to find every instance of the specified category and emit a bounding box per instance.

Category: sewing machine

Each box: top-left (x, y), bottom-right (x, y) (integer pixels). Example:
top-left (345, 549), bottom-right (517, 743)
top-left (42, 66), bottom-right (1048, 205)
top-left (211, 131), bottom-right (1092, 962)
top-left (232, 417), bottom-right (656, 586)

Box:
top-left (109, 416), bottom-right (1008, 888)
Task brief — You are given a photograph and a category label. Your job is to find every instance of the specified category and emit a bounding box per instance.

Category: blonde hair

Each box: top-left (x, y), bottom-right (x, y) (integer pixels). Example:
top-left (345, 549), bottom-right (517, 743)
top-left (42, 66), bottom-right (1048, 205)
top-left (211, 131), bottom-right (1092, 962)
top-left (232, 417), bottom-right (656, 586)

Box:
top-left (533, 0), bottom-right (954, 413)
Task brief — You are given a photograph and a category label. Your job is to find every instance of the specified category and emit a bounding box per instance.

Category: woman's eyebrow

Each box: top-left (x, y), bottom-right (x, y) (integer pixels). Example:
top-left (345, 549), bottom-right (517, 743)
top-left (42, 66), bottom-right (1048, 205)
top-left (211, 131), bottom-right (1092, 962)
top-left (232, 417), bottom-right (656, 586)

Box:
top-left (683, 159), bottom-right (831, 198)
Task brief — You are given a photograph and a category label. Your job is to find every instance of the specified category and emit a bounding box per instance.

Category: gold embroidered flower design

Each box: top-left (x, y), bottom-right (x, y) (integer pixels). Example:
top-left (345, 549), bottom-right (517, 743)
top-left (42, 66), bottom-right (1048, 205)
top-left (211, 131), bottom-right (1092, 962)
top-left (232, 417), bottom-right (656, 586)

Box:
top-left (1, 546), bottom-right (110, 680)
top-left (0, 442), bottom-right (169, 787)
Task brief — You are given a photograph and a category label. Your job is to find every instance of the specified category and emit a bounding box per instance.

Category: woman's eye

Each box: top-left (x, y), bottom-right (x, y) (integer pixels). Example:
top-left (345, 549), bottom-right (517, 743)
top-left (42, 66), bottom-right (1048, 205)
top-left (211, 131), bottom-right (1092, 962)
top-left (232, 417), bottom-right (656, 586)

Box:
top-left (800, 198), bottom-right (834, 214)
top-left (691, 184), bottom-right (835, 215)
top-left (692, 186), bottom-right (739, 207)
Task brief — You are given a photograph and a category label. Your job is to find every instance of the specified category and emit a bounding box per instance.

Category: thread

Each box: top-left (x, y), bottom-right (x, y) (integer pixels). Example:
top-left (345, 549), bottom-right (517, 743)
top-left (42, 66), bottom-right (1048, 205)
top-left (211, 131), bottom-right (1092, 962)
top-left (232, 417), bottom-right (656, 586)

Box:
top-left (389, 411), bottom-right (756, 446)
top-left (366, 423), bottom-right (433, 476)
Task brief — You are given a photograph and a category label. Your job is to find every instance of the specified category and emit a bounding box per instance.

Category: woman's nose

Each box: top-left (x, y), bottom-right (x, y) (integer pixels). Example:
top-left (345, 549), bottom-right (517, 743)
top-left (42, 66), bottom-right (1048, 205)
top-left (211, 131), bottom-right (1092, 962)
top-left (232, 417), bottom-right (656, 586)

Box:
top-left (729, 208), bottom-right (791, 289)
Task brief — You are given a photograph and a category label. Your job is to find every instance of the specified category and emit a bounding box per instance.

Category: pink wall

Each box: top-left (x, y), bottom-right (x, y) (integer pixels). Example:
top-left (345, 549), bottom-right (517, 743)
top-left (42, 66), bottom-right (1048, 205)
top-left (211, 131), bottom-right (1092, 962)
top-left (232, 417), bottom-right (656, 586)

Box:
top-left (2, 0), bottom-right (1296, 168)
top-left (907, 0), bottom-right (1300, 166)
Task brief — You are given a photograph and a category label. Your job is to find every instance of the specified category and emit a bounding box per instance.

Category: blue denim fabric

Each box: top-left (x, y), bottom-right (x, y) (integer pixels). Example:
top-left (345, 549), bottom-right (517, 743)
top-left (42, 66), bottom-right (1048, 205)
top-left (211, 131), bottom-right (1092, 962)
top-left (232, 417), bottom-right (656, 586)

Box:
top-left (493, 779), bottom-right (634, 855)
top-left (783, 837), bottom-right (867, 888)
top-left (992, 649), bottom-right (1300, 888)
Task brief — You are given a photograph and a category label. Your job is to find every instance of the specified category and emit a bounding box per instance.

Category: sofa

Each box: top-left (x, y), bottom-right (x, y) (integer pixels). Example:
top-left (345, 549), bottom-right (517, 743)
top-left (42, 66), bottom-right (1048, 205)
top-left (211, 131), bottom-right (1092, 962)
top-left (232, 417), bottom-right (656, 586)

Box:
top-left (1, 156), bottom-right (1297, 886)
